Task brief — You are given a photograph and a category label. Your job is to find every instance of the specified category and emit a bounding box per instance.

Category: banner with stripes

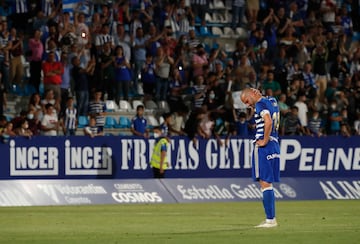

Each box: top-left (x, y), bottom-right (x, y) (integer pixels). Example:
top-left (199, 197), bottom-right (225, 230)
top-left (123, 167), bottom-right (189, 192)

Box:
top-left (62, 0), bottom-right (93, 21)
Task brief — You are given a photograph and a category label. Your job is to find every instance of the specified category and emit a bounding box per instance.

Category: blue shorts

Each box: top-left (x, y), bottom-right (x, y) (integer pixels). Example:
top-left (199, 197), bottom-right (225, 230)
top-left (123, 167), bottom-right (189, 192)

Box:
top-left (252, 140), bottom-right (280, 183)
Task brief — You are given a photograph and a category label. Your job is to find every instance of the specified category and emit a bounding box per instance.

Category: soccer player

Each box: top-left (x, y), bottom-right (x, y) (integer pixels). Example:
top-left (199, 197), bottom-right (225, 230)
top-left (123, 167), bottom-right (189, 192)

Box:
top-left (240, 88), bottom-right (280, 228)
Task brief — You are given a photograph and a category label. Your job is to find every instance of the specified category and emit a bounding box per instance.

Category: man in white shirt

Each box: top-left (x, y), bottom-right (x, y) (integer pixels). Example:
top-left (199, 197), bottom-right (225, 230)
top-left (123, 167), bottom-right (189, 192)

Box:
top-left (41, 103), bottom-right (59, 136)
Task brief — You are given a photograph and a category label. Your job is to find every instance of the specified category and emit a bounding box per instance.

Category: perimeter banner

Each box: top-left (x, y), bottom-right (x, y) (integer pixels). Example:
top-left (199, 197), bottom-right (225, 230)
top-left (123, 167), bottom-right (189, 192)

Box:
top-left (0, 179), bottom-right (175, 206)
top-left (0, 178), bottom-right (359, 206)
top-left (0, 136), bottom-right (359, 179)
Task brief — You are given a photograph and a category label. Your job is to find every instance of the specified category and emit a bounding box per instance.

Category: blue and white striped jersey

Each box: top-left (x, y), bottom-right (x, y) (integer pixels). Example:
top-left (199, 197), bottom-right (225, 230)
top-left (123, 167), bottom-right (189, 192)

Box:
top-left (64, 107), bottom-right (77, 130)
top-left (254, 96), bottom-right (280, 141)
top-left (88, 101), bottom-right (106, 127)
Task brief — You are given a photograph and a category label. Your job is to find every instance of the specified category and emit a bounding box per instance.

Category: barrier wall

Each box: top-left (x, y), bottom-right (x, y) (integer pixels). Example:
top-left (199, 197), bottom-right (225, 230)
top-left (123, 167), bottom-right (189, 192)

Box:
top-left (1, 136), bottom-right (359, 179)
top-left (1, 177), bottom-right (359, 206)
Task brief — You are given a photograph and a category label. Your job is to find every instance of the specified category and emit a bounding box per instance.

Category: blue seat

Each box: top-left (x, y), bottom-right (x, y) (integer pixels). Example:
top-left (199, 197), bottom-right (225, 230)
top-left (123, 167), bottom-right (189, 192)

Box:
top-left (115, 116), bottom-right (131, 128)
top-left (24, 84), bottom-right (37, 96)
top-left (104, 116), bottom-right (117, 128)
top-left (77, 116), bottom-right (89, 128)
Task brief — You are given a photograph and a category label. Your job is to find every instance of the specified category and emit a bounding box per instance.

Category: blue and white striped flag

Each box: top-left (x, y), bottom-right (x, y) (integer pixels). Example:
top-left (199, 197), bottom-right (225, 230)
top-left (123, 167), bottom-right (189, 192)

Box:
top-left (62, 0), bottom-right (93, 22)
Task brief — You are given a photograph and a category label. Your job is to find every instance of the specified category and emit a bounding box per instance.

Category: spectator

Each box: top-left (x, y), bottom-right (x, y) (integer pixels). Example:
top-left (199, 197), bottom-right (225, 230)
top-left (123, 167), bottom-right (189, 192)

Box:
top-left (0, 115), bottom-right (7, 134)
top-left (281, 106), bottom-right (306, 136)
top-left (42, 51), bottom-right (64, 103)
top-left (262, 70), bottom-right (282, 97)
top-left (71, 56), bottom-right (94, 116)
top-left (84, 116), bottom-right (104, 138)
top-left (308, 110), bottom-right (324, 137)
top-left (231, 0), bottom-right (246, 30)
top-left (159, 112), bottom-right (173, 137)
top-left (133, 27), bottom-right (147, 95)
top-left (191, 44), bottom-right (208, 81)
top-left (15, 119), bottom-right (33, 138)
top-left (1, 121), bottom-right (16, 143)
top-left (301, 62), bottom-right (318, 100)
top-left (95, 23), bottom-right (115, 54)
top-left (41, 103), bottom-right (59, 136)
top-left (247, 0), bottom-right (259, 23)
top-left (60, 51), bottom-right (71, 118)
top-left (114, 45), bottom-right (132, 102)
top-left (353, 112), bottom-right (360, 135)
top-left (278, 93), bottom-right (290, 116)
top-left (0, 20), bottom-right (11, 92)
top-left (0, 79), bottom-right (6, 116)
top-left (28, 92), bottom-right (43, 121)
top-left (114, 23), bottom-right (132, 62)
top-left (28, 29), bottom-right (44, 93)
top-left (88, 90), bottom-right (106, 133)
top-left (325, 77), bottom-right (340, 102)
top-left (329, 54), bottom-right (350, 84)
top-left (294, 92), bottom-right (309, 129)
top-left (340, 108), bottom-right (351, 137)
top-left (191, 75), bottom-right (207, 109)
top-left (176, 0), bottom-right (193, 36)
top-left (311, 43), bottom-right (328, 81)
top-left (62, 97), bottom-right (77, 136)
top-left (168, 68), bottom-right (187, 112)
top-left (9, 28), bottom-right (24, 87)
top-left (155, 46), bottom-right (174, 101)
top-left (141, 53), bottom-right (157, 101)
top-left (233, 54), bottom-right (255, 91)
top-left (197, 110), bottom-right (223, 146)
top-left (26, 107), bottom-right (41, 136)
top-left (327, 99), bottom-right (342, 135)
top-left (235, 111), bottom-right (249, 137)
top-left (99, 42), bottom-right (115, 100)
top-left (169, 104), bottom-right (188, 136)
top-left (41, 89), bottom-right (60, 116)
top-left (130, 105), bottom-right (149, 138)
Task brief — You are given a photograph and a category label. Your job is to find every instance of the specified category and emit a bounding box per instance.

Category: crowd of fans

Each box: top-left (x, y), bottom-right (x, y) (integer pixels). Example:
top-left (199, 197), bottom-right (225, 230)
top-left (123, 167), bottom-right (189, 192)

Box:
top-left (0, 0), bottom-right (359, 141)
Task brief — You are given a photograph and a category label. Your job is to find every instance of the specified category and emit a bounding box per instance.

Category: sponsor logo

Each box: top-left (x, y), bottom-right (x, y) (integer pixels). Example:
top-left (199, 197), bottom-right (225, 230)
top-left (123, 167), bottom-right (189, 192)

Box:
top-left (10, 140), bottom-right (59, 176)
top-left (120, 138), bottom-right (253, 171)
top-left (64, 140), bottom-right (112, 175)
top-left (267, 153), bottom-right (280, 160)
top-left (112, 183), bottom-right (163, 203)
top-left (37, 183), bottom-right (107, 204)
top-left (320, 180), bottom-right (360, 199)
top-left (281, 139), bottom-right (360, 172)
top-left (176, 183), bottom-right (284, 201)
top-left (278, 183), bottom-right (297, 198)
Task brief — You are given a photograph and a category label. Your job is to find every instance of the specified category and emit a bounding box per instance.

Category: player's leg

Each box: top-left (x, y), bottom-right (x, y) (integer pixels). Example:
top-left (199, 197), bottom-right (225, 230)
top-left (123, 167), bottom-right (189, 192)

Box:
top-left (253, 144), bottom-right (278, 227)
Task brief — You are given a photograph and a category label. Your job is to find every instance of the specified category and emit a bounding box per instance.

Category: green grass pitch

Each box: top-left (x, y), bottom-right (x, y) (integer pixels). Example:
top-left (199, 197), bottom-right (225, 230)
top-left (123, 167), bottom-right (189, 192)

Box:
top-left (0, 200), bottom-right (359, 244)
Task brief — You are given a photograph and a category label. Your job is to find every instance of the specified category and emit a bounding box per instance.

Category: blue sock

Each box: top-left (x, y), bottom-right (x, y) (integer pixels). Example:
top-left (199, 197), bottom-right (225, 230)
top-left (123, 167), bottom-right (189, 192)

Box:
top-left (262, 187), bottom-right (275, 219)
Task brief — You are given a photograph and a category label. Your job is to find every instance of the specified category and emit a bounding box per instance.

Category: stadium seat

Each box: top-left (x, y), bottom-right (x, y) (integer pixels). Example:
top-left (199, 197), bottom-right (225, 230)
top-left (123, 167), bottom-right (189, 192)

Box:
top-left (213, 0), bottom-right (226, 9)
top-left (224, 42), bottom-right (236, 53)
top-left (144, 100), bottom-right (158, 111)
top-left (77, 116), bottom-right (89, 128)
top-left (157, 101), bottom-right (170, 113)
top-left (116, 116), bottom-right (131, 128)
top-left (146, 115), bottom-right (159, 129)
top-left (104, 116), bottom-right (117, 128)
top-left (132, 100), bottom-right (144, 111)
top-left (24, 84), bottom-right (37, 96)
top-left (205, 12), bottom-right (213, 22)
top-left (211, 27), bottom-right (223, 37)
top-left (119, 100), bottom-right (132, 111)
top-left (236, 27), bottom-right (248, 39)
top-left (105, 100), bottom-right (117, 112)
top-left (199, 26), bottom-right (211, 36)
top-left (223, 27), bottom-right (234, 37)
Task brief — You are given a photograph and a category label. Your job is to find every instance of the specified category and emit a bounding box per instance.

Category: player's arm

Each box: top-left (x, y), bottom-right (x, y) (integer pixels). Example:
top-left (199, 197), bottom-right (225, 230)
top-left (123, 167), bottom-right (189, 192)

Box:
top-left (258, 112), bottom-right (272, 147)
top-left (159, 144), bottom-right (167, 174)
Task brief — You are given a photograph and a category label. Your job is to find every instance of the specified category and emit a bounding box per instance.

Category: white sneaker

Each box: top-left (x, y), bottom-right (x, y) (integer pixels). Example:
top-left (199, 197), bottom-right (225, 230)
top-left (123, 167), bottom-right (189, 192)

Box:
top-left (255, 219), bottom-right (278, 228)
